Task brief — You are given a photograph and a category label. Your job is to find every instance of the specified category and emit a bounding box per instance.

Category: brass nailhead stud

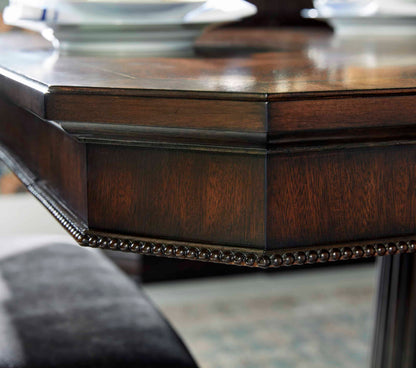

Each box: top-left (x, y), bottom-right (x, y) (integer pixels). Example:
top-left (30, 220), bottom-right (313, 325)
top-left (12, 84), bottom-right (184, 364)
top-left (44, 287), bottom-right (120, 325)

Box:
top-left (329, 249), bottom-right (341, 262)
top-left (130, 242), bottom-right (141, 252)
top-left (364, 246), bottom-right (375, 257)
top-left (199, 249), bottom-right (211, 260)
top-left (283, 253), bottom-right (295, 266)
top-left (245, 254), bottom-right (256, 266)
top-left (307, 251), bottom-right (318, 264)
top-left (387, 243), bottom-right (397, 255)
top-left (376, 244), bottom-right (386, 256)
top-left (318, 250), bottom-right (329, 263)
top-left (341, 248), bottom-right (352, 260)
top-left (233, 253), bottom-right (245, 265)
top-left (398, 241), bottom-right (408, 254)
top-left (352, 246), bottom-right (364, 259)
top-left (295, 252), bottom-right (307, 265)
top-left (270, 254), bottom-right (283, 267)
top-left (222, 251), bottom-right (234, 263)
top-left (118, 241), bottom-right (129, 252)
top-left (258, 256), bottom-right (271, 268)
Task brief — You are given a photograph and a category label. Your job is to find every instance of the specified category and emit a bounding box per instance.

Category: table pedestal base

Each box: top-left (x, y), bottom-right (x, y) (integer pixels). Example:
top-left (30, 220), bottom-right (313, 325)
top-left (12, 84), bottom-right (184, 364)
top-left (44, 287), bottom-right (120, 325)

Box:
top-left (371, 254), bottom-right (416, 368)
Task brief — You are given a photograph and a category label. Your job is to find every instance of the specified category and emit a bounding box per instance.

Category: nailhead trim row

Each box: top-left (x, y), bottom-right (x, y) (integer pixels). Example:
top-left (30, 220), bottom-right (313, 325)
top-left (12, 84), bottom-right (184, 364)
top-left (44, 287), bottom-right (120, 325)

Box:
top-left (27, 177), bottom-right (416, 269)
top-left (76, 235), bottom-right (416, 268)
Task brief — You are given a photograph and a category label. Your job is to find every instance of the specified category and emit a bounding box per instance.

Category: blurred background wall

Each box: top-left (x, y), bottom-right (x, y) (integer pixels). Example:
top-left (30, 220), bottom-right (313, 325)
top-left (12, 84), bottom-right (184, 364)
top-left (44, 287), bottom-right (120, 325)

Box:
top-left (243, 0), bottom-right (315, 26)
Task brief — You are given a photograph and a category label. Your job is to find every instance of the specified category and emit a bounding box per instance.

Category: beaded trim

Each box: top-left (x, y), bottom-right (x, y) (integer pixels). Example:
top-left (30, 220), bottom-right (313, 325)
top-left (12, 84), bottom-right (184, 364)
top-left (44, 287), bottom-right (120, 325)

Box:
top-left (20, 167), bottom-right (416, 269)
top-left (2, 146), bottom-right (416, 269)
top-left (76, 235), bottom-right (416, 268)
top-left (23, 172), bottom-right (416, 269)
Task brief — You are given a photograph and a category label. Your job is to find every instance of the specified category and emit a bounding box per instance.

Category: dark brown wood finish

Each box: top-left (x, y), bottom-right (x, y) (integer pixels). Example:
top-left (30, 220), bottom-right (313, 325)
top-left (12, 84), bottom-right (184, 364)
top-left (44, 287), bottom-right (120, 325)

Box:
top-left (0, 30), bottom-right (415, 120)
top-left (268, 145), bottom-right (416, 248)
top-left (0, 27), bottom-right (415, 255)
top-left (87, 145), bottom-right (266, 247)
top-left (0, 97), bottom-right (87, 220)
top-left (47, 94), bottom-right (268, 132)
top-left (269, 95), bottom-right (416, 133)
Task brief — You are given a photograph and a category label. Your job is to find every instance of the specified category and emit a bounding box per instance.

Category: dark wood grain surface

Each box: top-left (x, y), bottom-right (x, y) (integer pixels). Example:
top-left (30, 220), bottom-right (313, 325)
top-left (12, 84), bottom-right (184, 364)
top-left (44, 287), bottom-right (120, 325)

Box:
top-left (1, 28), bottom-right (415, 96)
top-left (0, 27), bottom-right (415, 261)
top-left (87, 145), bottom-right (265, 247)
top-left (268, 145), bottom-right (416, 248)
top-left (0, 29), bottom-right (415, 131)
top-left (0, 97), bottom-right (87, 220)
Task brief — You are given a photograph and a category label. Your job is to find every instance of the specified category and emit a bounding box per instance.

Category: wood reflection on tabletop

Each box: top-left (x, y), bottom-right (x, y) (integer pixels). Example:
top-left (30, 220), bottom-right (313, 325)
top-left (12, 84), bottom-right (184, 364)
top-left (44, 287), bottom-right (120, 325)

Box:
top-left (0, 27), bottom-right (414, 97)
top-left (306, 34), bottom-right (416, 90)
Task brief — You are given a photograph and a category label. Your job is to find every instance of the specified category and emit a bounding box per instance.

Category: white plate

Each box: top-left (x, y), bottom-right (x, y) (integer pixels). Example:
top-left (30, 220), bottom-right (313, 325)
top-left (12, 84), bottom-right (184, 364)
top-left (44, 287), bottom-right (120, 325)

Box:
top-left (3, 0), bottom-right (257, 54)
top-left (302, 9), bottom-right (416, 36)
top-left (5, 1), bottom-right (206, 25)
top-left (4, 0), bottom-right (256, 25)
top-left (45, 23), bottom-right (214, 54)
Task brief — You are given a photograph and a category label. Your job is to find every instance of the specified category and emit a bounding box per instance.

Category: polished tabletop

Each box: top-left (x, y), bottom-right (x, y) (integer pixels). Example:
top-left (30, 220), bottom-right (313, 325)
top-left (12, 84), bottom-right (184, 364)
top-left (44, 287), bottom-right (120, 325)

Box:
top-left (0, 28), bottom-right (415, 139)
top-left (0, 28), bottom-right (415, 99)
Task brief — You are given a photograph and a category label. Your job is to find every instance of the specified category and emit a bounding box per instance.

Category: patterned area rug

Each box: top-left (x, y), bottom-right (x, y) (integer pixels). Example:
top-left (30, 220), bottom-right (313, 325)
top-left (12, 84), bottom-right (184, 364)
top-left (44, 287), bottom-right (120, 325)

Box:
top-left (145, 264), bottom-right (377, 368)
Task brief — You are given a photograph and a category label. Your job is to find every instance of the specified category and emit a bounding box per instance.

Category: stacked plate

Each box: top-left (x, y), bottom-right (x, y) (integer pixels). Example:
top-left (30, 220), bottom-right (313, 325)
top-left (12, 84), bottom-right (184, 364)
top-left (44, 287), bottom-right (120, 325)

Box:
top-left (302, 0), bottom-right (416, 36)
top-left (3, 0), bottom-right (257, 54)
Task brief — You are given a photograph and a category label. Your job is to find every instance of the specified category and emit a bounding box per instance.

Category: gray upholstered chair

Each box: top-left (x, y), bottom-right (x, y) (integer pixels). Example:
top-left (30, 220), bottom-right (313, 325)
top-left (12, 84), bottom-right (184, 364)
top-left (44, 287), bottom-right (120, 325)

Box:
top-left (0, 236), bottom-right (198, 368)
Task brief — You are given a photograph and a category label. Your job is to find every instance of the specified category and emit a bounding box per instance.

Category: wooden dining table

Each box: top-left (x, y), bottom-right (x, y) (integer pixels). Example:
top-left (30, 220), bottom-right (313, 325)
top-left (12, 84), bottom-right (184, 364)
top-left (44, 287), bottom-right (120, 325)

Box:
top-left (0, 27), bottom-right (415, 367)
